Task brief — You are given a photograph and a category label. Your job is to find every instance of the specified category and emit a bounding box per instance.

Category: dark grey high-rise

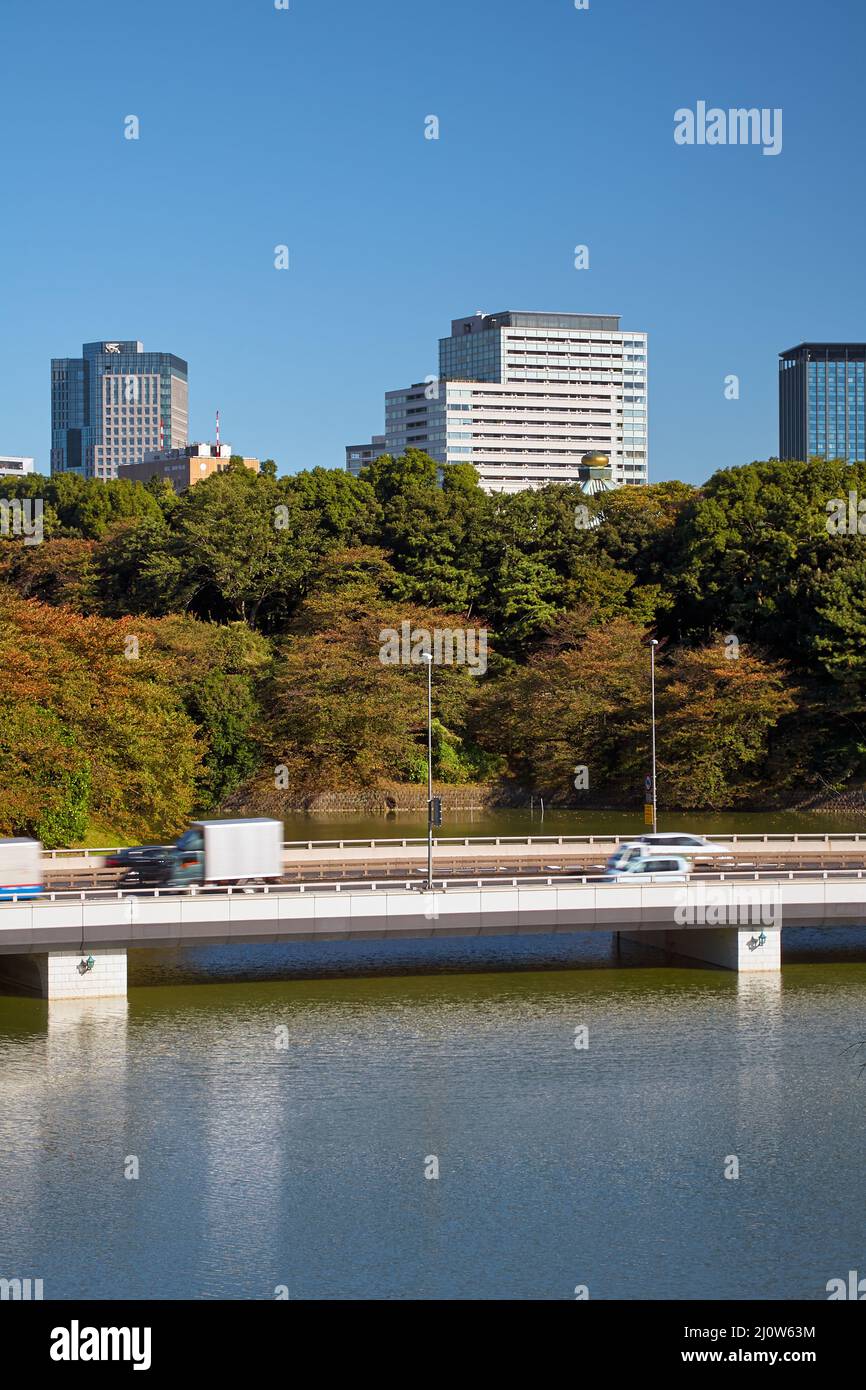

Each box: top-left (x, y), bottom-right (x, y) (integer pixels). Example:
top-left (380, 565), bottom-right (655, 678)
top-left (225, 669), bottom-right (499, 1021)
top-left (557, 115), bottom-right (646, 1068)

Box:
top-left (779, 343), bottom-right (866, 463)
top-left (51, 340), bottom-right (188, 480)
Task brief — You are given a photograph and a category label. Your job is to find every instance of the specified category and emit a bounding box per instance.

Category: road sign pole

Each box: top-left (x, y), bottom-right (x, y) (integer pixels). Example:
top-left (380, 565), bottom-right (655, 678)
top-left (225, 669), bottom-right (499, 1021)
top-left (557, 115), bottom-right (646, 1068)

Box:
top-left (650, 640), bottom-right (658, 834)
top-left (423, 652), bottom-right (433, 890)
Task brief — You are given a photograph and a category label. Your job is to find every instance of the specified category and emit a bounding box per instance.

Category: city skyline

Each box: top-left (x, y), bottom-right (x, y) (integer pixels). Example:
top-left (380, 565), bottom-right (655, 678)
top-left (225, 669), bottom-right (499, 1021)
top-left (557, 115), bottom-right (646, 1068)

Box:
top-left (2, 0), bottom-right (865, 483)
top-left (14, 317), bottom-right (866, 487)
top-left (4, 0), bottom-right (866, 1328)
top-left (15, 317), bottom-right (866, 483)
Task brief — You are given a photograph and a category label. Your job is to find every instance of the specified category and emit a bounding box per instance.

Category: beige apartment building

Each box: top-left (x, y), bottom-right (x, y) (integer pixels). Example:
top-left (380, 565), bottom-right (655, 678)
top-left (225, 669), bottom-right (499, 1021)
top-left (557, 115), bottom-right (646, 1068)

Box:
top-left (118, 443), bottom-right (260, 494)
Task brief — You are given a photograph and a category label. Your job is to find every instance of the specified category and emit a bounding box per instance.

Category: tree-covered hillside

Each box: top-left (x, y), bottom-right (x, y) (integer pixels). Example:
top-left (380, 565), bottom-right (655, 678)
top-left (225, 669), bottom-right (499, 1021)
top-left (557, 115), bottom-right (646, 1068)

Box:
top-left (1, 452), bottom-right (864, 843)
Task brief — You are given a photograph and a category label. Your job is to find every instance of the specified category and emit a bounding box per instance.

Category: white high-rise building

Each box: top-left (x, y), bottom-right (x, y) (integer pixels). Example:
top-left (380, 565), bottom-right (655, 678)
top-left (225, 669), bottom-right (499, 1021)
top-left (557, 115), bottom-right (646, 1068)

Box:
top-left (347, 311), bottom-right (648, 493)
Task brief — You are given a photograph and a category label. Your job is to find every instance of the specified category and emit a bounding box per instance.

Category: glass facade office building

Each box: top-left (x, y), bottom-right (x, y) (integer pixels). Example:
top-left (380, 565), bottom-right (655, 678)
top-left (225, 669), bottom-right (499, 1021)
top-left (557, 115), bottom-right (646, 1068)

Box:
top-left (51, 340), bottom-right (189, 480)
top-left (779, 343), bottom-right (866, 463)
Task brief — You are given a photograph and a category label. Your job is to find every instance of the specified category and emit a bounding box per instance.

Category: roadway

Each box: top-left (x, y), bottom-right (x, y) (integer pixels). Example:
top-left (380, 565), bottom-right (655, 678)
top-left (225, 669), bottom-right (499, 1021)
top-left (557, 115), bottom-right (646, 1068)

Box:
top-left (37, 832), bottom-right (866, 891)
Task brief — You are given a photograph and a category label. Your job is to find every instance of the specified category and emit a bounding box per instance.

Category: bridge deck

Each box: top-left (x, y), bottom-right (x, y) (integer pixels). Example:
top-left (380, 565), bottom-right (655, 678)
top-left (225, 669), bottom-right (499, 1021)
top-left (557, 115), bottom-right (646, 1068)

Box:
top-left (1, 871), bottom-right (864, 954)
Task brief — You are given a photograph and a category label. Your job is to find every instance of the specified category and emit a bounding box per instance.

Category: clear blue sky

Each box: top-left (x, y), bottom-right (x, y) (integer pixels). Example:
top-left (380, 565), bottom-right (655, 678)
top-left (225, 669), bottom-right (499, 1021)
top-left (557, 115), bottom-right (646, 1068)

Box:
top-left (1, 0), bottom-right (864, 485)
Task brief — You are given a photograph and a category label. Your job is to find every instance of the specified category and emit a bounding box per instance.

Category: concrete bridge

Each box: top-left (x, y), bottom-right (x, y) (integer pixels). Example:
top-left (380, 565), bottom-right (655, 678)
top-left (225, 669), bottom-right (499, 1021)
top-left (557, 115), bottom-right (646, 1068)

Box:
top-left (1, 868), bottom-right (865, 998)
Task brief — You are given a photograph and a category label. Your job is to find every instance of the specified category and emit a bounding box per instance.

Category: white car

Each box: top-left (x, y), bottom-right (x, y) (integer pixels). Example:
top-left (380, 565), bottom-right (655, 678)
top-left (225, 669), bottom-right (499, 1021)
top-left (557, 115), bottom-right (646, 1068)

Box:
top-left (606, 842), bottom-right (654, 873)
top-left (635, 833), bottom-right (730, 853)
top-left (606, 837), bottom-right (732, 875)
top-left (604, 852), bottom-right (690, 883)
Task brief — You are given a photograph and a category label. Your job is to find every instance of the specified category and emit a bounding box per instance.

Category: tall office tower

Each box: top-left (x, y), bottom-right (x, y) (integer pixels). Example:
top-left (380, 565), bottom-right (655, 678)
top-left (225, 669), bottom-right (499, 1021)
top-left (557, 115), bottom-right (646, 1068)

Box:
top-left (779, 343), bottom-right (866, 464)
top-left (51, 340), bottom-right (189, 480)
top-left (349, 311), bottom-right (647, 494)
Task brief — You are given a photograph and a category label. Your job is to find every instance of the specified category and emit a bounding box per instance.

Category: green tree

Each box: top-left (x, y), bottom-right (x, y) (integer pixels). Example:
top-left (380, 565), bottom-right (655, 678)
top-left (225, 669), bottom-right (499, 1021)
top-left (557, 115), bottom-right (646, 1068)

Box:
top-left (170, 468), bottom-right (319, 627)
top-left (665, 457), bottom-right (860, 661)
top-left (656, 641), bottom-right (799, 808)
top-left (361, 450), bottom-right (490, 613)
top-left (96, 516), bottom-right (183, 616)
top-left (477, 615), bottom-right (650, 801)
top-left (285, 466), bottom-right (380, 545)
top-left (0, 538), bottom-right (100, 612)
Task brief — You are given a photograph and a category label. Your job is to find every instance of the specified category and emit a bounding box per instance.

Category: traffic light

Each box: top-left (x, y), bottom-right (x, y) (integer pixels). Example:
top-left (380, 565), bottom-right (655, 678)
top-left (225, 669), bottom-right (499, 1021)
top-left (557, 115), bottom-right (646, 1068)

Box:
top-left (429, 797), bottom-right (442, 828)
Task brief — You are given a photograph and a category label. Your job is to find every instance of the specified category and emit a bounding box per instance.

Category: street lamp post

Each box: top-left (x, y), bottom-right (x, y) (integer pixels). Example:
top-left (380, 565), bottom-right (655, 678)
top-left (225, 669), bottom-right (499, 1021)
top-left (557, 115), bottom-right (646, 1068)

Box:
top-left (650, 638), bottom-right (659, 835)
top-left (421, 652), bottom-right (434, 889)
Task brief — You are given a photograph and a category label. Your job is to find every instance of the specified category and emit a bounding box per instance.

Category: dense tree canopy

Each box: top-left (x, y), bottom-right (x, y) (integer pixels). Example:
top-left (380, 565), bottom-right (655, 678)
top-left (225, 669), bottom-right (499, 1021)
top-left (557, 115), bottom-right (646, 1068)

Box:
top-left (1, 451), bottom-right (863, 842)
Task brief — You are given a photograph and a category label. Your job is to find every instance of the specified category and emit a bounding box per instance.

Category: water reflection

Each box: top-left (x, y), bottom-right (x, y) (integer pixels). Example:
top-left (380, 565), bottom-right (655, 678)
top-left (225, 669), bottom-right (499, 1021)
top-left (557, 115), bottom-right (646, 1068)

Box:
top-left (200, 1016), bottom-right (289, 1299)
top-left (1, 947), bottom-right (866, 1299)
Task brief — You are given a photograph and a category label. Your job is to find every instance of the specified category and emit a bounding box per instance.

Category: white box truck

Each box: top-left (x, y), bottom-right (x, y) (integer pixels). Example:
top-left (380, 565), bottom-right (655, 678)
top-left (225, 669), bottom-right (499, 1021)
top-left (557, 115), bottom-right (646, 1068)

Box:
top-left (193, 819), bottom-right (283, 884)
top-left (108, 819), bottom-right (284, 888)
top-left (0, 838), bottom-right (44, 899)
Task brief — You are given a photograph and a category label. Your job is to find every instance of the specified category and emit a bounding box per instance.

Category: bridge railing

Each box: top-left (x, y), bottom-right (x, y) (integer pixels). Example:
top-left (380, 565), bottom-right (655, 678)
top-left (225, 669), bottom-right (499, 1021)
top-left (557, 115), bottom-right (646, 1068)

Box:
top-left (4, 864), bottom-right (866, 907)
top-left (37, 830), bottom-right (866, 860)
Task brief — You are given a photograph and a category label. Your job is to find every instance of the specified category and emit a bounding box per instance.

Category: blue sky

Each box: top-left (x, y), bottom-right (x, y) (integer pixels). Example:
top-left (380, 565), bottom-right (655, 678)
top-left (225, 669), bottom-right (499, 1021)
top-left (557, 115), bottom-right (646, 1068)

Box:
top-left (1, 0), bottom-right (864, 485)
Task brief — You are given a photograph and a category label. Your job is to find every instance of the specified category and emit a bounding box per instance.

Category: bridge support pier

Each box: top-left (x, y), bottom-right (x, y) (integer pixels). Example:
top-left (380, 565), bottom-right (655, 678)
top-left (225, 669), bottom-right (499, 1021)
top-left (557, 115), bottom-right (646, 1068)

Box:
top-left (0, 949), bottom-right (128, 999)
top-left (619, 927), bottom-right (781, 972)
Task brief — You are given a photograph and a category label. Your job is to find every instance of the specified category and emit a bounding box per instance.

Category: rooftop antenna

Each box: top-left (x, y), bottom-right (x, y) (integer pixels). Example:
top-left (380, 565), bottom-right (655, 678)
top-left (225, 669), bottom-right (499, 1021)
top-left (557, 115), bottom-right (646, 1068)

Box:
top-left (216, 409), bottom-right (220, 453)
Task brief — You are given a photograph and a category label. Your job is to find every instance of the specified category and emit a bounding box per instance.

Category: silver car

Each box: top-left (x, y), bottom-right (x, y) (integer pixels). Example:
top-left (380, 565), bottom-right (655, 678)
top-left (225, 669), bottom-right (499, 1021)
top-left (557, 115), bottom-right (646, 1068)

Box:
top-left (604, 852), bottom-right (690, 882)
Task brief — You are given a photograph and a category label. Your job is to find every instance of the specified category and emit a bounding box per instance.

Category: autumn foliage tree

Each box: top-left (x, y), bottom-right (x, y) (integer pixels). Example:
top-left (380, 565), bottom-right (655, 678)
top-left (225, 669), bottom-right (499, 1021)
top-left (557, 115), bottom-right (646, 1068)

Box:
top-left (2, 452), bottom-right (864, 826)
top-left (0, 591), bottom-right (203, 844)
top-left (258, 548), bottom-right (497, 794)
top-left (476, 615), bottom-right (650, 801)
top-left (655, 642), bottom-right (799, 809)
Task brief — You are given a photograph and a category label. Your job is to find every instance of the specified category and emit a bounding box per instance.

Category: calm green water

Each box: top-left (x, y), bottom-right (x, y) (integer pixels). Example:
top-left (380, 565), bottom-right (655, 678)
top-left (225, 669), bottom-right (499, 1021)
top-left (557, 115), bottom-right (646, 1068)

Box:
top-left (2, 928), bottom-right (866, 1300)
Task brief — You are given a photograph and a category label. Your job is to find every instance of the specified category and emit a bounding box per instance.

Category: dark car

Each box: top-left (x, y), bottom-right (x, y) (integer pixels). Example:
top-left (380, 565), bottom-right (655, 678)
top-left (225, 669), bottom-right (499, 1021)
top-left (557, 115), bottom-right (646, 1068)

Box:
top-left (104, 845), bottom-right (174, 887)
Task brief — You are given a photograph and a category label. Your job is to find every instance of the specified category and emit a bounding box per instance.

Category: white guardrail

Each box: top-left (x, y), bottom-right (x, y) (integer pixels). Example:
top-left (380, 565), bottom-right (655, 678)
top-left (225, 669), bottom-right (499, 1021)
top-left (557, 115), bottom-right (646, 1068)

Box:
top-left (38, 830), bottom-right (866, 860)
top-left (5, 865), bottom-right (866, 906)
